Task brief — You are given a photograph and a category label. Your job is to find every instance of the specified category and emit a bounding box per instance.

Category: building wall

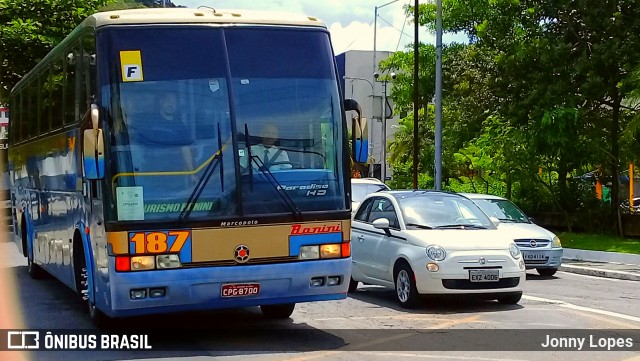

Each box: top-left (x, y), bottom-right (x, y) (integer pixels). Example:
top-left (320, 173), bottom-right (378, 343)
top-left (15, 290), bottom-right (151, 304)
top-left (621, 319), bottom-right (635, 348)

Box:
top-left (339, 50), bottom-right (399, 181)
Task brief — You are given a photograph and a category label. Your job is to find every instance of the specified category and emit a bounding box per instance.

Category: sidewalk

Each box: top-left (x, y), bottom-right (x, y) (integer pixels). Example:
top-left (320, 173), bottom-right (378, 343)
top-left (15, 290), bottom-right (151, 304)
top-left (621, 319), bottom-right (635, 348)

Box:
top-left (560, 248), bottom-right (640, 281)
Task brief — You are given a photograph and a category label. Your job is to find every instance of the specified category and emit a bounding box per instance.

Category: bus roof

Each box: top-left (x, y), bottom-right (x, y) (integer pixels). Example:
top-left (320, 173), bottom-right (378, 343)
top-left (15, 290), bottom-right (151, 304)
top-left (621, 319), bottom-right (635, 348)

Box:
top-left (11, 7), bottom-right (328, 93)
top-left (85, 8), bottom-right (327, 29)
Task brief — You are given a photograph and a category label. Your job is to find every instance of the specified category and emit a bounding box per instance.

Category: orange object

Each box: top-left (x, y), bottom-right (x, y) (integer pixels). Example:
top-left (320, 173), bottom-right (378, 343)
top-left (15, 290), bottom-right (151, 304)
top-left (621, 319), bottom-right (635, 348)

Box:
top-left (596, 179), bottom-right (603, 200)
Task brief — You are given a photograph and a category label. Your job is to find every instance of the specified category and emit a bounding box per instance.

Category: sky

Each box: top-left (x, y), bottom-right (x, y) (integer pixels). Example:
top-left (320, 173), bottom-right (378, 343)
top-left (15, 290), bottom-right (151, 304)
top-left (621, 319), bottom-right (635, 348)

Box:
top-left (171, 0), bottom-right (467, 55)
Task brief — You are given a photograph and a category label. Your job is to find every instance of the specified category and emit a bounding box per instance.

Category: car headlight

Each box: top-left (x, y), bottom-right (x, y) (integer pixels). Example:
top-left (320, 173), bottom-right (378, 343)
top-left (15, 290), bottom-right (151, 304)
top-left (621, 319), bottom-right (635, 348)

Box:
top-left (552, 236), bottom-right (562, 248)
top-left (426, 245), bottom-right (446, 261)
top-left (509, 243), bottom-right (521, 259)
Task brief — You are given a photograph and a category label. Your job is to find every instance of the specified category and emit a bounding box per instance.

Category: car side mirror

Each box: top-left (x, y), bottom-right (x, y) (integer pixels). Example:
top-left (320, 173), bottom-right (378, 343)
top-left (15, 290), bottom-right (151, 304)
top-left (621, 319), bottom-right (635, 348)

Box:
top-left (528, 216), bottom-right (536, 224)
top-left (490, 216), bottom-right (500, 227)
top-left (372, 218), bottom-right (391, 235)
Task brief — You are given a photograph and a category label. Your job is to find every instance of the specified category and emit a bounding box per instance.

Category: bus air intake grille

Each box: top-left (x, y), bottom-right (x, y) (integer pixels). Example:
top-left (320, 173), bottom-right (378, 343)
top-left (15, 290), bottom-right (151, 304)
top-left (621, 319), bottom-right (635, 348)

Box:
top-left (181, 256), bottom-right (300, 268)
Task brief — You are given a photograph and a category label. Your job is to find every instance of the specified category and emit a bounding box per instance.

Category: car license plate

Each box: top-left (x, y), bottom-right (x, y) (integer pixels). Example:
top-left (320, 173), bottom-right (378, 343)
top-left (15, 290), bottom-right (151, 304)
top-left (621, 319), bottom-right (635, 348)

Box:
top-left (469, 269), bottom-right (499, 282)
top-left (221, 283), bottom-right (260, 297)
top-left (523, 252), bottom-right (548, 260)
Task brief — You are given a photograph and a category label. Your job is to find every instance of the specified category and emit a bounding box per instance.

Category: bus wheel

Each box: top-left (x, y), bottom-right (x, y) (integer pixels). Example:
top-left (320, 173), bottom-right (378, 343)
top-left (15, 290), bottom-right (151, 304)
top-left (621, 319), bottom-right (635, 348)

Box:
top-left (24, 221), bottom-right (43, 279)
top-left (260, 303), bottom-right (295, 319)
top-left (88, 300), bottom-right (111, 328)
top-left (27, 258), bottom-right (44, 279)
top-left (348, 277), bottom-right (359, 293)
top-left (76, 242), bottom-right (111, 328)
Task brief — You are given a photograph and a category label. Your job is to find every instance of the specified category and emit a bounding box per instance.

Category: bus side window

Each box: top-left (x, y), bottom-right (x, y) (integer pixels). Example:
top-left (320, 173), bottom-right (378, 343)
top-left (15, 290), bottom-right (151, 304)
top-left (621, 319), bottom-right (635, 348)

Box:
top-left (82, 33), bottom-right (96, 108)
top-left (51, 56), bottom-right (65, 130)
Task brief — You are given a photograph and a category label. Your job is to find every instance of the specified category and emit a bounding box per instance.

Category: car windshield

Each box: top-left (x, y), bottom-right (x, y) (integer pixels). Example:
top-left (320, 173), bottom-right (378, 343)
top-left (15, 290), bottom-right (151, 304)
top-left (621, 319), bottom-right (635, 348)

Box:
top-left (396, 193), bottom-right (495, 229)
top-left (352, 182), bottom-right (388, 203)
top-left (471, 198), bottom-right (530, 223)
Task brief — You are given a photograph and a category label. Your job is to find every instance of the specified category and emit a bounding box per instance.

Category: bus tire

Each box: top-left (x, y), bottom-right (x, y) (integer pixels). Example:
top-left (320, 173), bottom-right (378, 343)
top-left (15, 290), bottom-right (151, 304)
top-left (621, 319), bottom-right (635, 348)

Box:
top-left (88, 300), bottom-right (112, 328)
top-left (260, 303), bottom-right (295, 319)
top-left (27, 258), bottom-right (44, 279)
top-left (75, 234), bottom-right (112, 328)
top-left (348, 277), bottom-right (359, 293)
top-left (23, 218), bottom-right (43, 279)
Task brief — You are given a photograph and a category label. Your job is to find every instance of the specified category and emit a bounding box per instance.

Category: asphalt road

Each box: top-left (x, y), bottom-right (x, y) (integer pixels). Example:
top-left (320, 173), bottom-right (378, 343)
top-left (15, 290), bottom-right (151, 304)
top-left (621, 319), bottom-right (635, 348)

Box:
top-left (1, 237), bottom-right (639, 361)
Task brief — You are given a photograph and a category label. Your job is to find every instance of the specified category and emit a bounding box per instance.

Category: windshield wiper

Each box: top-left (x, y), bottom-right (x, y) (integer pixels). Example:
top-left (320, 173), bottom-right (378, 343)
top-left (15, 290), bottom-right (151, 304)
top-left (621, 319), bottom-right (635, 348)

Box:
top-left (405, 223), bottom-right (433, 229)
top-left (249, 153), bottom-right (303, 221)
top-left (498, 218), bottom-right (520, 223)
top-left (178, 124), bottom-right (224, 225)
top-left (434, 224), bottom-right (488, 229)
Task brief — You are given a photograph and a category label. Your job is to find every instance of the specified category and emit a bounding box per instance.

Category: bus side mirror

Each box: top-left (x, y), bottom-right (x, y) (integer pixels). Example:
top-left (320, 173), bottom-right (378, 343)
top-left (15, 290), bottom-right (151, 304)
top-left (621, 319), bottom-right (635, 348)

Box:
top-left (83, 128), bottom-right (105, 180)
top-left (344, 98), bottom-right (368, 164)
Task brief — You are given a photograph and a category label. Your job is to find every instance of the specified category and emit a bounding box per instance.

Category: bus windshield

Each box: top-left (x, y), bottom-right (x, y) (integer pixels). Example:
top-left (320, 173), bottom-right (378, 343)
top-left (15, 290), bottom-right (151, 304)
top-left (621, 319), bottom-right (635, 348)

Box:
top-left (100, 26), bottom-right (346, 223)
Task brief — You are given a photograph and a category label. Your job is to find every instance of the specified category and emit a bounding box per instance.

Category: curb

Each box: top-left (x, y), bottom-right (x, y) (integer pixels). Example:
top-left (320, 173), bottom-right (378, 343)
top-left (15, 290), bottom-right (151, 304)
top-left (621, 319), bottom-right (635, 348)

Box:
top-left (563, 248), bottom-right (640, 264)
top-left (559, 264), bottom-right (640, 281)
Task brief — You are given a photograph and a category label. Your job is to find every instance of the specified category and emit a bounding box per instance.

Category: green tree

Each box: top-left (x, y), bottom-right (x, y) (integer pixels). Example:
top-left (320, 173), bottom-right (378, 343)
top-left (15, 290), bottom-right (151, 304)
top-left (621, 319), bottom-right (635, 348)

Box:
top-left (419, 0), bottom-right (640, 224)
top-left (0, 0), bottom-right (115, 101)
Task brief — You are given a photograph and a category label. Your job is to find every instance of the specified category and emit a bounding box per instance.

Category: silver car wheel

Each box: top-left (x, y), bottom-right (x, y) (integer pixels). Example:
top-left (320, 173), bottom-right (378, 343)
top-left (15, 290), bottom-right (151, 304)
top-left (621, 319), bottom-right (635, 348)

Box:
top-left (396, 269), bottom-right (411, 303)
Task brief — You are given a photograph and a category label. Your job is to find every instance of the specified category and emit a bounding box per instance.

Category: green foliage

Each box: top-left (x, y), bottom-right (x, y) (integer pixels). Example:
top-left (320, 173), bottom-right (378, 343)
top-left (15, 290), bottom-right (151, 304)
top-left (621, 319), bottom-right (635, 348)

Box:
top-left (0, 0), bottom-right (115, 100)
top-left (98, 0), bottom-right (146, 11)
top-left (0, 0), bottom-right (186, 102)
top-left (386, 0), bottom-right (640, 231)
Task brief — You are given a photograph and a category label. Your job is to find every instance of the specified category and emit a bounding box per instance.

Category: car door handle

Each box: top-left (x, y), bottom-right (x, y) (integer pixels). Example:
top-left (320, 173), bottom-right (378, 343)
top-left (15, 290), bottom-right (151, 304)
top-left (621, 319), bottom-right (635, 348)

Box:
top-left (357, 235), bottom-right (365, 242)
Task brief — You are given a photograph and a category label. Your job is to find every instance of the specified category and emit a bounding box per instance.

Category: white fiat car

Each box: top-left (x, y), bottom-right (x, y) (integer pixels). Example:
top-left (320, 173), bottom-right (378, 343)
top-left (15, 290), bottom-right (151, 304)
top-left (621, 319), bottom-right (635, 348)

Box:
top-left (351, 178), bottom-right (390, 214)
top-left (350, 190), bottom-right (526, 308)
top-left (461, 193), bottom-right (563, 277)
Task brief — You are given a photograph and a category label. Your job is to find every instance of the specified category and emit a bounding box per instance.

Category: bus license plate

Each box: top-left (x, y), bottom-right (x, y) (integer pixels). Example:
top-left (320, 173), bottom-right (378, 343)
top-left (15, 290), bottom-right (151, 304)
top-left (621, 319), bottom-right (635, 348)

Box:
top-left (221, 283), bottom-right (260, 297)
top-left (469, 270), bottom-right (499, 282)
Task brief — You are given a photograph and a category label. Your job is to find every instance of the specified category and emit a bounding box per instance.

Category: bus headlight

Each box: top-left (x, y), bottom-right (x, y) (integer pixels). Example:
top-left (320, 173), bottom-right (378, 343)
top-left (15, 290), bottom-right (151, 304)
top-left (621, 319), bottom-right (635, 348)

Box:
top-left (299, 244), bottom-right (347, 260)
top-left (552, 236), bottom-right (562, 248)
top-left (509, 243), bottom-right (521, 259)
top-left (156, 254), bottom-right (181, 269)
top-left (299, 246), bottom-right (320, 259)
top-left (131, 256), bottom-right (155, 271)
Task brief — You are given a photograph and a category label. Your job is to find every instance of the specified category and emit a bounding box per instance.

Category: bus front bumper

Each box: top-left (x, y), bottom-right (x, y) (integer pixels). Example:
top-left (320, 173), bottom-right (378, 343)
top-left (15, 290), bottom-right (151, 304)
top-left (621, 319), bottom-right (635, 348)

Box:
top-left (101, 258), bottom-right (351, 318)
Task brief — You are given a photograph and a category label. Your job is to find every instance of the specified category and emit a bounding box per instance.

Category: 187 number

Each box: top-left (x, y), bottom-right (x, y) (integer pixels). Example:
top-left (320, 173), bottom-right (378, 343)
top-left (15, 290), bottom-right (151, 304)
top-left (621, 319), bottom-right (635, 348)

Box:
top-left (129, 231), bottom-right (190, 254)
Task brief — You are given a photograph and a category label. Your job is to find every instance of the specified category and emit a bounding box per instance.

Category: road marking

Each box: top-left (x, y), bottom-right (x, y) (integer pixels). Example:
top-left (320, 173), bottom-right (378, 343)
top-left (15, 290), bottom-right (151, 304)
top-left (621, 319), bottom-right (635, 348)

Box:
top-left (352, 352), bottom-right (530, 361)
top-left (620, 355), bottom-right (640, 361)
top-left (280, 315), bottom-right (482, 360)
top-left (277, 351), bottom-right (340, 361)
top-left (523, 295), bottom-right (640, 324)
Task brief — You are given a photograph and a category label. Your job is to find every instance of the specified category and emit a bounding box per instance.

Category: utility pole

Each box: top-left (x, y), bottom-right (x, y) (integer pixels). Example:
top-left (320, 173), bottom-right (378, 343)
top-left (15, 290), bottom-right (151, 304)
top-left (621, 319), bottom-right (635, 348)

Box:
top-left (434, 0), bottom-right (443, 190)
top-left (412, 0), bottom-right (419, 189)
top-left (373, 0), bottom-right (399, 182)
top-left (382, 81), bottom-right (387, 182)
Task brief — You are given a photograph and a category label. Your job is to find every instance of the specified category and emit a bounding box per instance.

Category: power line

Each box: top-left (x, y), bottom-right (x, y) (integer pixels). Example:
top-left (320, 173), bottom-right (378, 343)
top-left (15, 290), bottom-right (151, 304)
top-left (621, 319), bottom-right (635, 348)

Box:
top-left (343, 19), bottom-right (375, 52)
top-left (377, 14), bottom-right (412, 39)
top-left (396, 17), bottom-right (407, 51)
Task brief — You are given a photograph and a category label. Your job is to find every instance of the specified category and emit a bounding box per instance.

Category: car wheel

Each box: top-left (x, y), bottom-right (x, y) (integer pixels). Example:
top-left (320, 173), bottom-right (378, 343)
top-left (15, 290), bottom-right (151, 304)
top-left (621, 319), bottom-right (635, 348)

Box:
top-left (348, 277), bottom-right (359, 293)
top-left (260, 303), bottom-right (295, 319)
top-left (497, 292), bottom-right (522, 305)
top-left (537, 268), bottom-right (558, 277)
top-left (394, 263), bottom-right (421, 308)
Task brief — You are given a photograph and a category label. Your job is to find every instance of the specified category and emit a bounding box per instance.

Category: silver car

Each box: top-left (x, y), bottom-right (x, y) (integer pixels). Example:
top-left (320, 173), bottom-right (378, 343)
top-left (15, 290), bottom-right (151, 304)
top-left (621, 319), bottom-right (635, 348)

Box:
top-left (461, 193), bottom-right (563, 276)
top-left (351, 178), bottom-right (390, 214)
top-left (351, 191), bottom-right (525, 308)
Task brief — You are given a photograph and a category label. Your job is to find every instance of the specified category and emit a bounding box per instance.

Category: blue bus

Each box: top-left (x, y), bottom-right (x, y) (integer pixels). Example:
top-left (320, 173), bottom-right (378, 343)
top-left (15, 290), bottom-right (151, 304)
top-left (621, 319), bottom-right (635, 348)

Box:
top-left (8, 8), bottom-right (367, 326)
